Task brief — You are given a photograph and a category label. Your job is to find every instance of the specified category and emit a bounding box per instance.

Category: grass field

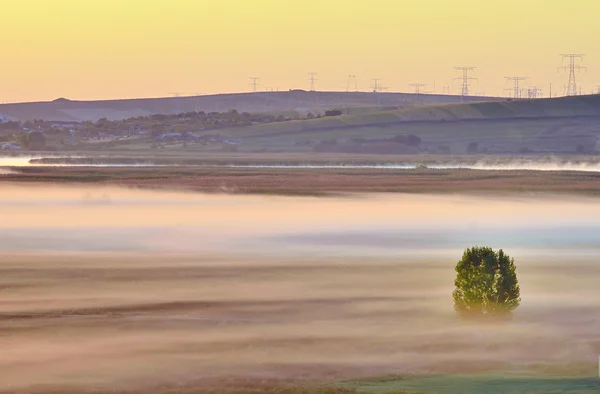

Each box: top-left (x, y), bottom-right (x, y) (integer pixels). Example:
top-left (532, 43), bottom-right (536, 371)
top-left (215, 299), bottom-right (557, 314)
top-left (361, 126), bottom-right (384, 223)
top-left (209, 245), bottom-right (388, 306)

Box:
top-left (340, 374), bottom-right (600, 393)
top-left (2, 189), bottom-right (600, 393)
top-left (5, 163), bottom-right (600, 196)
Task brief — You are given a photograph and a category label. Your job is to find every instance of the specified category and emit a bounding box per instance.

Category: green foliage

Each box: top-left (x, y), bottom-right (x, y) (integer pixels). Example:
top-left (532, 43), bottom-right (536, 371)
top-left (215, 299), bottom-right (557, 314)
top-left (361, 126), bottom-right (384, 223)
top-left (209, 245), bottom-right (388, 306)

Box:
top-left (453, 246), bottom-right (520, 318)
top-left (15, 133), bottom-right (29, 148)
top-left (27, 131), bottom-right (47, 150)
top-left (324, 109), bottom-right (343, 117)
top-left (15, 131), bottom-right (47, 150)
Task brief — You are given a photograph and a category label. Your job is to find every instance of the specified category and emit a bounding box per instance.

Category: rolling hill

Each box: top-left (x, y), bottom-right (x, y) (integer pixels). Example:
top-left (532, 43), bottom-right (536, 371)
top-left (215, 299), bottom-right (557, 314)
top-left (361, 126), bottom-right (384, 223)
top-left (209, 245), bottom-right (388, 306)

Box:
top-left (0, 91), bottom-right (497, 122)
top-left (210, 94), bottom-right (600, 155)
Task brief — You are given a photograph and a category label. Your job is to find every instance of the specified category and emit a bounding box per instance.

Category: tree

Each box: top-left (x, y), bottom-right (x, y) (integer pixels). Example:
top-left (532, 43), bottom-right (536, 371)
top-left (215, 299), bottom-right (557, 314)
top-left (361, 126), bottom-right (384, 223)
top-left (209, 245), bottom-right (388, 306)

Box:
top-left (324, 109), bottom-right (343, 117)
top-left (406, 134), bottom-right (422, 147)
top-left (453, 246), bottom-right (520, 319)
top-left (15, 133), bottom-right (28, 148)
top-left (15, 131), bottom-right (46, 150)
top-left (27, 131), bottom-right (47, 150)
top-left (392, 135), bottom-right (407, 144)
top-left (466, 142), bottom-right (479, 154)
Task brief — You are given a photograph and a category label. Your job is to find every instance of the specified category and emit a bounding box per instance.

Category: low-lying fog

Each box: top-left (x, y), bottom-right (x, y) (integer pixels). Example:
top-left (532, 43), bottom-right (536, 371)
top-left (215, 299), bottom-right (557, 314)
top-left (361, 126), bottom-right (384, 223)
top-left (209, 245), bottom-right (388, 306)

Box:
top-left (2, 185), bottom-right (600, 255)
top-left (7, 155), bottom-right (600, 172)
top-left (1, 185), bottom-right (599, 392)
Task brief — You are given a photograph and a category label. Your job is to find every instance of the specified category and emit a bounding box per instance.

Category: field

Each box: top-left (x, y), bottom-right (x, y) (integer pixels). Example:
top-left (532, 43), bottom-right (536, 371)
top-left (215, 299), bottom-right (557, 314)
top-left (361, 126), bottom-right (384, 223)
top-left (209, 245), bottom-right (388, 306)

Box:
top-left (3, 150), bottom-right (600, 393)
top-left (5, 162), bottom-right (600, 196)
top-left (2, 188), bottom-right (600, 394)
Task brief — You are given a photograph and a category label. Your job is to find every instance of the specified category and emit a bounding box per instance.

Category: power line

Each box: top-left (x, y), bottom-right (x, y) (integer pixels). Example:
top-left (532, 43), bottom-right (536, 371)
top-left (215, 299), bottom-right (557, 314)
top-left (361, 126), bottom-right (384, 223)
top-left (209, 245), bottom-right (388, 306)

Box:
top-left (505, 77), bottom-right (528, 99)
top-left (346, 75), bottom-right (358, 92)
top-left (308, 72), bottom-right (318, 92)
top-left (249, 77), bottom-right (260, 92)
top-left (454, 67), bottom-right (477, 102)
top-left (409, 83), bottom-right (428, 95)
top-left (558, 54), bottom-right (586, 96)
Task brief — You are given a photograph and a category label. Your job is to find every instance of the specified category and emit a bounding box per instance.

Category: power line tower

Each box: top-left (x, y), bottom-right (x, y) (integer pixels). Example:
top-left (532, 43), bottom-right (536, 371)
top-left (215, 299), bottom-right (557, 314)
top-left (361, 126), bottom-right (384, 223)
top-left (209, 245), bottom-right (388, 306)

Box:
top-left (346, 75), bottom-right (358, 92)
top-left (526, 86), bottom-right (543, 99)
top-left (370, 78), bottom-right (381, 93)
top-left (308, 72), bottom-right (318, 91)
top-left (249, 77), bottom-right (260, 92)
top-left (559, 54), bottom-right (586, 96)
top-left (505, 77), bottom-right (528, 99)
top-left (454, 67), bottom-right (476, 102)
top-left (409, 83), bottom-right (428, 94)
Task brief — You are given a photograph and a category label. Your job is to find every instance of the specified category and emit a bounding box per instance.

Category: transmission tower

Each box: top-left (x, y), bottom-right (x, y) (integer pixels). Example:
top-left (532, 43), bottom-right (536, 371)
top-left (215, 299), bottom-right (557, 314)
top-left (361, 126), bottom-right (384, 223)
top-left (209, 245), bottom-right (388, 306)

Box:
top-left (346, 75), bottom-right (358, 92)
top-left (249, 77), bottom-right (260, 92)
top-left (526, 86), bottom-right (543, 99)
top-left (559, 54), bottom-right (586, 96)
top-left (505, 77), bottom-right (528, 99)
top-left (370, 78), bottom-right (381, 93)
top-left (454, 67), bottom-right (477, 101)
top-left (308, 72), bottom-right (318, 91)
top-left (409, 83), bottom-right (428, 94)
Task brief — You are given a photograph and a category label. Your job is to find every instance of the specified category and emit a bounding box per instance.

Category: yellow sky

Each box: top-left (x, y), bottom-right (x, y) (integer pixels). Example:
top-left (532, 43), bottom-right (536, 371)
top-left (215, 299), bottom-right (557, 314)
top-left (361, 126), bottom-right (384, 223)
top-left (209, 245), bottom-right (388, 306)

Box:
top-left (1, 0), bottom-right (599, 102)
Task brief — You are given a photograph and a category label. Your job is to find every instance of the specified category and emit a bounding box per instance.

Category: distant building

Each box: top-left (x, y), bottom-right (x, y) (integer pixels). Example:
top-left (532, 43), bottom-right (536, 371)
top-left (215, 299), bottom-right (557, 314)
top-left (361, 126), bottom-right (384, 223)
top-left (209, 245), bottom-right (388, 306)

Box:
top-left (1, 143), bottom-right (21, 150)
top-left (50, 121), bottom-right (80, 129)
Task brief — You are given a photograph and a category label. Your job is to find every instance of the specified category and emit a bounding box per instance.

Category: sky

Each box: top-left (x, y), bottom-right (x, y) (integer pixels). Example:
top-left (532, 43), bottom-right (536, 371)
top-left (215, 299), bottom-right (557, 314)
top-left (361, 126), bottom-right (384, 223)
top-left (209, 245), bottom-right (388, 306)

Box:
top-left (1, 0), bottom-right (599, 102)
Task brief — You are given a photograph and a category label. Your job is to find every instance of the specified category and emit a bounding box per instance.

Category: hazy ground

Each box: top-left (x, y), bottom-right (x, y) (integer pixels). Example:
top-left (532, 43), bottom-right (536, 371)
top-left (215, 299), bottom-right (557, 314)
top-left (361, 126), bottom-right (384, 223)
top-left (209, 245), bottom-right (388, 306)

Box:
top-left (1, 186), bottom-right (600, 393)
top-left (6, 163), bottom-right (600, 196)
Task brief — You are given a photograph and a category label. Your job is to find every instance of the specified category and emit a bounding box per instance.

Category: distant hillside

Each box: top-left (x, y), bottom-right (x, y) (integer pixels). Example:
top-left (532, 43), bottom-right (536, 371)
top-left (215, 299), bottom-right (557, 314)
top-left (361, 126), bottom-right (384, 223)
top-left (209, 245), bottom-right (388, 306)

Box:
top-left (212, 94), bottom-right (600, 155)
top-left (0, 91), bottom-right (497, 122)
top-left (218, 94), bottom-right (600, 139)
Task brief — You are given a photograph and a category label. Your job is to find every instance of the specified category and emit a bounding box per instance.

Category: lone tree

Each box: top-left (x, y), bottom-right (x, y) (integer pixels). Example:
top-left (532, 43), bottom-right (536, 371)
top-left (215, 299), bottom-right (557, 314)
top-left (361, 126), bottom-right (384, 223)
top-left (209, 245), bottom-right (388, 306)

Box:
top-left (453, 246), bottom-right (520, 318)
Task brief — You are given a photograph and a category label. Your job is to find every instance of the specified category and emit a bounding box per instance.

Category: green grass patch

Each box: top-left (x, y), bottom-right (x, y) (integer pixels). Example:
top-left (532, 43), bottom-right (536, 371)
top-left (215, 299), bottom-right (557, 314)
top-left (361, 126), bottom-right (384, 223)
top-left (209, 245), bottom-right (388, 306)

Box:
top-left (339, 374), bottom-right (600, 394)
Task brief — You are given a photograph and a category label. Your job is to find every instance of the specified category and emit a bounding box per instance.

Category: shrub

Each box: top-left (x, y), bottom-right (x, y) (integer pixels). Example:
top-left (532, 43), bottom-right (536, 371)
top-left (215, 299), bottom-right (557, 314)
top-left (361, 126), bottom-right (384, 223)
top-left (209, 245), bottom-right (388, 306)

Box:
top-left (519, 146), bottom-right (533, 154)
top-left (392, 135), bottom-right (407, 144)
top-left (438, 145), bottom-right (451, 154)
top-left (406, 134), bottom-right (422, 147)
top-left (324, 109), bottom-right (343, 117)
top-left (453, 246), bottom-right (521, 318)
top-left (466, 142), bottom-right (479, 154)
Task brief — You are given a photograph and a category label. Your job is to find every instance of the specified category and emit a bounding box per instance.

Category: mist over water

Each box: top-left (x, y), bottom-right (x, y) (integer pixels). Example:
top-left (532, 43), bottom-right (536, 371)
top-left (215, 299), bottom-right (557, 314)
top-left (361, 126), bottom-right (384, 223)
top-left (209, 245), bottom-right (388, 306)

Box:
top-left (1, 185), bottom-right (600, 392)
top-left (5, 155), bottom-right (600, 172)
top-left (229, 161), bottom-right (600, 172)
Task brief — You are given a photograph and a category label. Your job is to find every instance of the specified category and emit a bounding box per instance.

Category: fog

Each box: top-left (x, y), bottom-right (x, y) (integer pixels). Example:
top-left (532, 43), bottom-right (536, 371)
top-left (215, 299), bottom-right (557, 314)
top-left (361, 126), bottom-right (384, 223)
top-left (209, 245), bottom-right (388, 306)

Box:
top-left (230, 160), bottom-right (600, 172)
top-left (6, 156), bottom-right (600, 172)
top-left (1, 185), bottom-right (600, 392)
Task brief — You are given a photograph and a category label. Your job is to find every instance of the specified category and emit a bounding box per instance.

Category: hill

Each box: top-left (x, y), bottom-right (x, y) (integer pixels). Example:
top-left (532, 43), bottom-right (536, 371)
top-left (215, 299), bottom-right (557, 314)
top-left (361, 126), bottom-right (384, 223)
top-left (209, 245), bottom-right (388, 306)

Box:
top-left (219, 94), bottom-right (600, 138)
top-left (4, 94), bottom-right (600, 156)
top-left (209, 94), bottom-right (600, 155)
top-left (0, 91), bottom-right (497, 122)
